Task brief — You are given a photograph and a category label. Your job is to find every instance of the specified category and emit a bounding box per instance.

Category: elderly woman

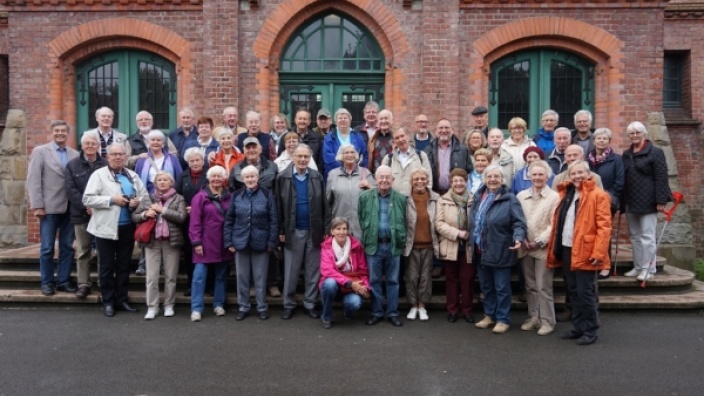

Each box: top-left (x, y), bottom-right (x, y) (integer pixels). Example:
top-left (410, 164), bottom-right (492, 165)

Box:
top-left (322, 108), bottom-right (368, 177)
top-left (468, 148), bottom-right (492, 195)
top-left (512, 147), bottom-right (555, 194)
top-left (274, 132), bottom-right (318, 173)
top-left (134, 130), bottom-right (183, 194)
top-left (436, 168), bottom-right (475, 323)
top-left (471, 165), bottom-right (526, 334)
top-left (224, 165), bottom-right (278, 321)
top-left (326, 144), bottom-right (375, 238)
top-left (269, 113), bottom-right (289, 148)
top-left (547, 161), bottom-right (611, 345)
top-left (621, 121), bottom-right (671, 281)
top-left (516, 160), bottom-right (559, 335)
top-left (132, 171), bottom-right (186, 319)
top-left (319, 217), bottom-right (370, 329)
top-left (533, 109), bottom-right (559, 154)
top-left (175, 147), bottom-right (209, 297)
top-left (502, 117), bottom-right (536, 171)
top-left (465, 129), bottom-right (487, 163)
top-left (210, 128), bottom-right (245, 175)
top-left (188, 165), bottom-right (233, 322)
top-left (404, 168), bottom-right (440, 321)
top-left (183, 116), bottom-right (220, 168)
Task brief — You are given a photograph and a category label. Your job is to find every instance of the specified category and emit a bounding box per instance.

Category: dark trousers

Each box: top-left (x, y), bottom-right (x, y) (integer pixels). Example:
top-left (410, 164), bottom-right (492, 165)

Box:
top-left (96, 223), bottom-right (136, 306)
top-left (561, 247), bottom-right (599, 337)
top-left (443, 249), bottom-right (476, 316)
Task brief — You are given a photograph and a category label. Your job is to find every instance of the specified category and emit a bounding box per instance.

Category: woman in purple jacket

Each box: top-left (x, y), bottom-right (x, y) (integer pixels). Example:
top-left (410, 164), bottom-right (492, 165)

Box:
top-left (188, 165), bottom-right (233, 322)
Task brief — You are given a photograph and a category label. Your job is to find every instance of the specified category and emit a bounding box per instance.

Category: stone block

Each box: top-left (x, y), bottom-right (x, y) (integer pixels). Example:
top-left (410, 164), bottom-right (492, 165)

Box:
top-left (0, 225), bottom-right (28, 248)
top-left (1, 181), bottom-right (27, 205)
top-left (0, 128), bottom-right (24, 155)
top-left (0, 158), bottom-right (11, 180)
top-left (0, 205), bottom-right (23, 225)
top-left (4, 109), bottom-right (26, 129)
top-left (13, 156), bottom-right (27, 180)
top-left (658, 244), bottom-right (697, 272)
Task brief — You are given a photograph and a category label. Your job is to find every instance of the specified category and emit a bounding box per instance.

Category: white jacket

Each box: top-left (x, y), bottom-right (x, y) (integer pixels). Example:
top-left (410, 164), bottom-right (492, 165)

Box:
top-left (82, 166), bottom-right (148, 240)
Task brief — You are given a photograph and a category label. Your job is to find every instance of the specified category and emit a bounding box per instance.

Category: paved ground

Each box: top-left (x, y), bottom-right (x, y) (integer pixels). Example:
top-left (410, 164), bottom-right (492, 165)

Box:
top-left (1, 306), bottom-right (703, 395)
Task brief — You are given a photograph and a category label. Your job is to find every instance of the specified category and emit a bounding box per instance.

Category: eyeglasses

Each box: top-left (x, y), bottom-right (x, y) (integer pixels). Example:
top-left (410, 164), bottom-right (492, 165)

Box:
top-left (109, 153), bottom-right (126, 157)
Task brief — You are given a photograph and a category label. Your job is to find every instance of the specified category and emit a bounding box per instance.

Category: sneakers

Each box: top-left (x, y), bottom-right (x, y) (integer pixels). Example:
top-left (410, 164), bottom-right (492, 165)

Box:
top-left (190, 311), bottom-right (201, 322)
top-left (521, 317), bottom-right (540, 331)
top-left (475, 316), bottom-right (496, 329)
top-left (406, 307), bottom-right (418, 320)
top-left (637, 269), bottom-right (653, 281)
top-left (492, 322), bottom-right (510, 334)
top-left (269, 286), bottom-right (281, 297)
top-left (144, 308), bottom-right (158, 320)
top-left (537, 324), bottom-right (554, 336)
top-left (163, 305), bottom-right (175, 317)
top-left (624, 268), bottom-right (640, 277)
top-left (418, 308), bottom-right (429, 321)
top-left (214, 306), bottom-right (226, 317)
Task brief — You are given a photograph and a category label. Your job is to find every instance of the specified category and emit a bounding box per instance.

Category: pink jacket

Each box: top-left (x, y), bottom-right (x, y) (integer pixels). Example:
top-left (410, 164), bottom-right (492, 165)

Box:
top-left (319, 236), bottom-right (370, 290)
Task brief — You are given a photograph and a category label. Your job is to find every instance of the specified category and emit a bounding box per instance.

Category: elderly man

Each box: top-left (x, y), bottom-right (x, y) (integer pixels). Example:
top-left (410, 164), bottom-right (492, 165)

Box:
top-left (222, 106), bottom-right (247, 134)
top-left (87, 107), bottom-right (131, 159)
top-left (169, 107), bottom-right (199, 165)
top-left (487, 128), bottom-right (515, 183)
top-left (367, 109), bottom-right (394, 173)
top-left (358, 165), bottom-right (407, 327)
top-left (236, 111), bottom-right (277, 161)
top-left (27, 120), bottom-right (79, 296)
top-left (83, 143), bottom-right (148, 317)
top-left (471, 106), bottom-right (489, 137)
top-left (276, 109), bottom-right (324, 170)
top-left (64, 130), bottom-right (108, 298)
top-left (424, 119), bottom-right (473, 195)
top-left (533, 110), bottom-right (559, 154)
top-left (413, 114), bottom-right (434, 151)
top-left (276, 144), bottom-right (327, 320)
top-left (571, 110), bottom-right (595, 154)
top-left (127, 110), bottom-right (177, 168)
top-left (353, 100), bottom-right (380, 144)
top-left (381, 126), bottom-right (432, 196)
top-left (547, 127), bottom-right (573, 176)
top-left (552, 144), bottom-right (603, 188)
top-left (312, 108), bottom-right (334, 136)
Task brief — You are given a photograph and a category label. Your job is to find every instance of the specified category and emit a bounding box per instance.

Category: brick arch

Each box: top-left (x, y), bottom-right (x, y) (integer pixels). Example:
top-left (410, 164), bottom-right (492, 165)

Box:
top-left (45, 18), bottom-right (193, 146)
top-left (251, 0), bottom-right (411, 130)
top-left (467, 17), bottom-right (626, 147)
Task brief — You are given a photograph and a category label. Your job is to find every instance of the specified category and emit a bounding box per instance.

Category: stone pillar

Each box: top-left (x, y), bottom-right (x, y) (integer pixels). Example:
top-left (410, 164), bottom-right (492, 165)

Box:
top-left (0, 109), bottom-right (28, 247)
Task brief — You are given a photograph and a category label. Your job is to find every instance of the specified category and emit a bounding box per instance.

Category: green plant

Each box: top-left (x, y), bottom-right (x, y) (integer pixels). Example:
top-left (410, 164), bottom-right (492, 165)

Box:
top-left (695, 259), bottom-right (704, 281)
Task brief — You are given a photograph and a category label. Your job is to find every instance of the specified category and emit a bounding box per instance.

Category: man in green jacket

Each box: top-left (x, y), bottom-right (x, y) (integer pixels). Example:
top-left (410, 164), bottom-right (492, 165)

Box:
top-left (358, 165), bottom-right (407, 327)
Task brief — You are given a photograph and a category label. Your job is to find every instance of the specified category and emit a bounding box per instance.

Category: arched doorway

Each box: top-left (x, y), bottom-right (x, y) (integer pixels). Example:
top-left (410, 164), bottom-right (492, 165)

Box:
top-left (279, 13), bottom-right (385, 128)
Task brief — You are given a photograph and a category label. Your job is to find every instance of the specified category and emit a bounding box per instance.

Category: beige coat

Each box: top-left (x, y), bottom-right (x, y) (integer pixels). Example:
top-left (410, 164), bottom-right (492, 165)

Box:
top-left (404, 187), bottom-right (440, 257)
top-left (516, 187), bottom-right (560, 260)
top-left (435, 191), bottom-right (474, 262)
top-left (381, 148), bottom-right (433, 196)
top-left (26, 142), bottom-right (79, 213)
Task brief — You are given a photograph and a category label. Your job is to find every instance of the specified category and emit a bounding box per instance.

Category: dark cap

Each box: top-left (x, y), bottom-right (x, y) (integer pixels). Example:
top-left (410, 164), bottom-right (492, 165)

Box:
top-left (317, 108), bottom-right (332, 118)
top-left (522, 146), bottom-right (546, 161)
top-left (471, 106), bottom-right (488, 115)
top-left (243, 137), bottom-right (261, 147)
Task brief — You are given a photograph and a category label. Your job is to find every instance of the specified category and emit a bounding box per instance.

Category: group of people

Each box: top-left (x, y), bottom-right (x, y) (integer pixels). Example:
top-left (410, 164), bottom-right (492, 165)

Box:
top-left (26, 102), bottom-right (672, 346)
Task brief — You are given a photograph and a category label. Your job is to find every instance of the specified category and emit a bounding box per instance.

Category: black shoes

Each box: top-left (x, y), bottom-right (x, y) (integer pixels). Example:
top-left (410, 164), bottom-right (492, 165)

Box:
top-left (41, 284), bottom-right (55, 296)
top-left (116, 302), bottom-right (138, 313)
top-left (236, 311), bottom-right (249, 321)
top-left (322, 320), bottom-right (332, 329)
top-left (305, 308), bottom-right (321, 319)
top-left (75, 286), bottom-right (91, 299)
top-left (258, 311), bottom-right (269, 320)
top-left (447, 313), bottom-right (458, 323)
top-left (183, 289), bottom-right (191, 297)
top-left (464, 314), bottom-right (475, 324)
top-left (388, 316), bottom-right (403, 327)
top-left (366, 316), bottom-right (383, 326)
top-left (560, 329), bottom-right (583, 340)
top-left (103, 304), bottom-right (115, 317)
top-left (576, 335), bottom-right (598, 345)
top-left (281, 308), bottom-right (294, 320)
top-left (56, 283), bottom-right (76, 293)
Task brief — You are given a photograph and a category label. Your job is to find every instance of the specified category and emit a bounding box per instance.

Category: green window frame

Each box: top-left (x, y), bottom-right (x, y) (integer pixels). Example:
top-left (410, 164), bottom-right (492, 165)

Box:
top-left (489, 49), bottom-right (595, 134)
top-left (663, 53), bottom-right (683, 108)
top-left (76, 50), bottom-right (176, 138)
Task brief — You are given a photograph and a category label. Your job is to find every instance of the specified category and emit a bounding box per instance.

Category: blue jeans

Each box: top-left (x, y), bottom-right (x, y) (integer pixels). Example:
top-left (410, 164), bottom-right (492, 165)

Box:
top-left (320, 278), bottom-right (363, 322)
top-left (39, 213), bottom-right (75, 287)
top-left (366, 243), bottom-right (400, 318)
top-left (191, 262), bottom-right (228, 313)
top-left (477, 265), bottom-right (513, 324)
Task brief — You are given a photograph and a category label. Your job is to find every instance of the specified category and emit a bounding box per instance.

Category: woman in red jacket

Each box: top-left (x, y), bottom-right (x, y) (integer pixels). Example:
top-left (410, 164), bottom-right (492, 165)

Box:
top-left (547, 160), bottom-right (611, 346)
top-left (319, 217), bottom-right (370, 329)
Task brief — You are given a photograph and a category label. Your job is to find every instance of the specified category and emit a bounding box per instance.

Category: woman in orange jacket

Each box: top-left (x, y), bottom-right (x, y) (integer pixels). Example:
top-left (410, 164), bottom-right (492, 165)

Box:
top-left (547, 160), bottom-right (611, 346)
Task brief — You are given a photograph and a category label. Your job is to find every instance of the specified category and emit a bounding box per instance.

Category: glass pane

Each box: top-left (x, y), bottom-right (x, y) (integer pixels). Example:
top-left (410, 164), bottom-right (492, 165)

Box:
top-left (139, 61), bottom-right (171, 130)
top-left (284, 36), bottom-right (302, 59)
top-left (302, 21), bottom-right (320, 37)
top-left (497, 61), bottom-right (530, 129)
top-left (359, 60), bottom-right (371, 70)
top-left (307, 31), bottom-right (321, 58)
top-left (306, 60), bottom-right (321, 70)
top-left (324, 60), bottom-right (340, 70)
top-left (663, 55), bottom-right (682, 107)
top-left (324, 14), bottom-right (341, 26)
top-left (87, 62), bottom-right (119, 129)
top-left (373, 60), bottom-right (382, 70)
top-left (342, 92), bottom-right (374, 125)
top-left (324, 28), bottom-right (341, 58)
top-left (290, 93), bottom-right (322, 129)
top-left (292, 61), bottom-right (304, 71)
top-left (361, 35), bottom-right (381, 57)
top-left (342, 30), bottom-right (357, 58)
top-left (550, 61), bottom-right (582, 131)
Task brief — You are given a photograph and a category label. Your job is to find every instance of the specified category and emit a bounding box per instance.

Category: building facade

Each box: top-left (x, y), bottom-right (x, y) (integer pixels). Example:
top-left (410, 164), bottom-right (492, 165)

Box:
top-left (0, 0), bottom-right (702, 255)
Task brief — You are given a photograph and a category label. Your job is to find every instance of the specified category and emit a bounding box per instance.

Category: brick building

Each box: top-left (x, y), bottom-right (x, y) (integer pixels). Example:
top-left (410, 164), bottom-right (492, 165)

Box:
top-left (0, 0), bottom-right (702, 256)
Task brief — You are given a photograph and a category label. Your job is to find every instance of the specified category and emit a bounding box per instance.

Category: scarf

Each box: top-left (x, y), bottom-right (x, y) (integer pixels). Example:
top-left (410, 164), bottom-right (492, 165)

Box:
top-left (553, 185), bottom-right (578, 261)
top-left (450, 190), bottom-right (470, 231)
top-left (588, 147), bottom-right (611, 167)
top-left (138, 149), bottom-right (176, 192)
top-left (190, 169), bottom-right (203, 185)
top-left (332, 237), bottom-right (352, 272)
top-left (473, 190), bottom-right (498, 250)
top-left (154, 187), bottom-right (176, 240)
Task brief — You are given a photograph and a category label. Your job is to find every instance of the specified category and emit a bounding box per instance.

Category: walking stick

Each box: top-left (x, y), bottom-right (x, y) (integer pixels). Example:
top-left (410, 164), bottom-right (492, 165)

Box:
top-left (612, 213), bottom-right (622, 276)
top-left (640, 192), bottom-right (684, 288)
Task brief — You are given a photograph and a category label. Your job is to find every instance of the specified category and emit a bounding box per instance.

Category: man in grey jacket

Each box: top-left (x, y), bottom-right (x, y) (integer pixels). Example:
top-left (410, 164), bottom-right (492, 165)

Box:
top-left (27, 120), bottom-right (79, 296)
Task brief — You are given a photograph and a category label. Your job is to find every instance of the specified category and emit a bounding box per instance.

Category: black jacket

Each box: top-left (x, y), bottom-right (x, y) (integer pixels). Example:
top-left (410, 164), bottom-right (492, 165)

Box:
top-left (175, 170), bottom-right (208, 205)
top-left (588, 149), bottom-right (624, 213)
top-left (622, 140), bottom-right (672, 214)
top-left (64, 154), bottom-right (107, 224)
top-left (275, 164), bottom-right (327, 250)
top-left (228, 158), bottom-right (278, 192)
top-left (423, 135), bottom-right (473, 194)
top-left (276, 129), bottom-right (324, 170)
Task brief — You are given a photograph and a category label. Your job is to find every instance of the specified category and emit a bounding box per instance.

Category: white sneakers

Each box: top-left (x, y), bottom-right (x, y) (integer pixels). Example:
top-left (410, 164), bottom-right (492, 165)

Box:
top-left (406, 307), bottom-right (418, 320)
top-left (214, 307), bottom-right (226, 317)
top-left (637, 269), bottom-right (653, 281)
top-left (624, 268), bottom-right (640, 277)
top-left (190, 311), bottom-right (201, 322)
top-left (537, 324), bottom-right (554, 336)
top-left (492, 322), bottom-right (510, 334)
top-left (163, 305), bottom-right (175, 317)
top-left (418, 308), bottom-right (429, 321)
top-left (475, 316), bottom-right (496, 329)
top-left (144, 308), bottom-right (158, 320)
top-left (520, 317), bottom-right (540, 331)
top-left (406, 307), bottom-right (429, 321)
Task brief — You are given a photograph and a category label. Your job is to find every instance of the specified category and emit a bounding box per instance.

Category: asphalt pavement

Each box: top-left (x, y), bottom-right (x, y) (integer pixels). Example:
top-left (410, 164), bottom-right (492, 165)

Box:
top-left (1, 306), bottom-right (703, 395)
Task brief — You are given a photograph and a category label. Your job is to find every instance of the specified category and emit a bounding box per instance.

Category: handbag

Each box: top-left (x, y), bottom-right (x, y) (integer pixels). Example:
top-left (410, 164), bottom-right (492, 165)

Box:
top-left (134, 216), bottom-right (157, 244)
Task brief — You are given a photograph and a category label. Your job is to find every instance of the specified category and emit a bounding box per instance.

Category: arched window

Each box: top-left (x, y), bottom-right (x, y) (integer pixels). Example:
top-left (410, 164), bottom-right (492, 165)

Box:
top-left (280, 13), bottom-right (385, 127)
top-left (489, 49), bottom-right (595, 133)
top-left (76, 50), bottom-right (176, 137)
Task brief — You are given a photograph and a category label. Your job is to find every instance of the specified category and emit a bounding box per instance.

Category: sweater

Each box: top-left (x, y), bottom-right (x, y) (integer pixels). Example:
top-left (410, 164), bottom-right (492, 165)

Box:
top-left (412, 189), bottom-right (433, 249)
